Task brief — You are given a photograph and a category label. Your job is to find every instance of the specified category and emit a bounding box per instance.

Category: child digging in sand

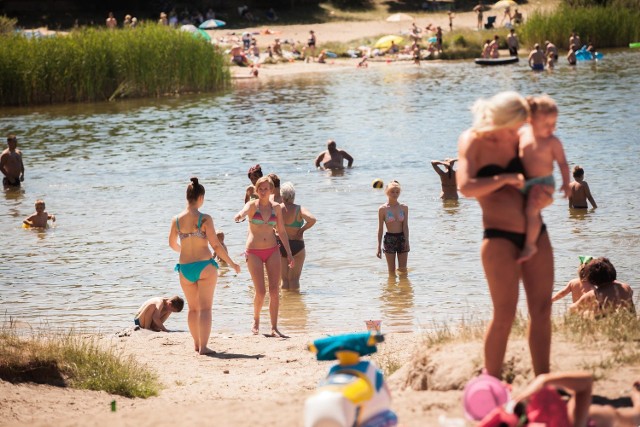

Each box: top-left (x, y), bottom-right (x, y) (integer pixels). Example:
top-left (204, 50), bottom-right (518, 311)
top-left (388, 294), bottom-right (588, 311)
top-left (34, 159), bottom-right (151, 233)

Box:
top-left (134, 296), bottom-right (184, 332)
top-left (518, 95), bottom-right (570, 263)
top-left (23, 199), bottom-right (55, 228)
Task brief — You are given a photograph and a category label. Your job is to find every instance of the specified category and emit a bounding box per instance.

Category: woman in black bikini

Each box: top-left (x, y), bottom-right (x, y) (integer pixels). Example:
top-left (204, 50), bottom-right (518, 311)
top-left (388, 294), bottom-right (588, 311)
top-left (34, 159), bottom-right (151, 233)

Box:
top-left (457, 91), bottom-right (555, 379)
top-left (278, 182), bottom-right (316, 290)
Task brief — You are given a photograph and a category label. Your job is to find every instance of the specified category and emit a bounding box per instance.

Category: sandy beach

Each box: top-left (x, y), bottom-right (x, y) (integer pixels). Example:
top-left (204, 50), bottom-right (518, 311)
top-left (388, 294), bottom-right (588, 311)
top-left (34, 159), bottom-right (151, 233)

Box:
top-left (2, 326), bottom-right (639, 426)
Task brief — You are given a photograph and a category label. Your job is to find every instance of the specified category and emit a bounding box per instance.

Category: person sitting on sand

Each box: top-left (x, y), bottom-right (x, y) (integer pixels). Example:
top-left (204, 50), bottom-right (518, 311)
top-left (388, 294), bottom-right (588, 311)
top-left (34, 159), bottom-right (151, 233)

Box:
top-left (23, 199), bottom-right (55, 228)
top-left (528, 43), bottom-right (545, 70)
top-left (431, 158), bottom-right (458, 200)
top-left (387, 40), bottom-right (399, 55)
top-left (570, 257), bottom-right (635, 316)
top-left (1, 134), bottom-right (25, 187)
top-left (479, 371), bottom-right (640, 427)
top-left (230, 45), bottom-right (251, 67)
top-left (314, 140), bottom-right (354, 170)
top-left (213, 230), bottom-right (228, 265)
top-left (569, 165), bottom-right (597, 209)
top-left (272, 38), bottom-right (283, 57)
top-left (552, 256), bottom-right (595, 303)
top-left (317, 50), bottom-right (327, 63)
top-left (134, 296), bottom-right (184, 331)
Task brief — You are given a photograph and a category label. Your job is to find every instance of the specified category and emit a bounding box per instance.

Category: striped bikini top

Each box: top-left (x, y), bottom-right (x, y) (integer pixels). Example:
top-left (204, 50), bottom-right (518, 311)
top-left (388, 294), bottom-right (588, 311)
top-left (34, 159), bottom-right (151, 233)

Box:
top-left (250, 203), bottom-right (277, 226)
top-left (176, 213), bottom-right (206, 240)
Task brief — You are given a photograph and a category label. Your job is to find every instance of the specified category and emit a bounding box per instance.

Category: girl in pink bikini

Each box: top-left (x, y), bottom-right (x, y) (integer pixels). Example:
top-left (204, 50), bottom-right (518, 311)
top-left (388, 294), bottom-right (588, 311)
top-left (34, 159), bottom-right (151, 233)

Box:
top-left (235, 176), bottom-right (294, 337)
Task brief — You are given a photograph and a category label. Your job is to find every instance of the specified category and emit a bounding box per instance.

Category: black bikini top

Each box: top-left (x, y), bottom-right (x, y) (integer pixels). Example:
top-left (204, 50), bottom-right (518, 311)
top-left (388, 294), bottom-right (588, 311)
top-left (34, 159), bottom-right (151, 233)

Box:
top-left (475, 145), bottom-right (526, 178)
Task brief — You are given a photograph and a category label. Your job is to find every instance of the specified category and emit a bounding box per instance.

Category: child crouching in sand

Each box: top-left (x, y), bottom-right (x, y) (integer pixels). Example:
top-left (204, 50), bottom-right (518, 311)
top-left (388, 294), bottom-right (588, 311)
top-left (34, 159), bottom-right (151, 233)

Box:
top-left (134, 296), bottom-right (184, 332)
top-left (23, 199), bottom-right (55, 228)
top-left (518, 95), bottom-right (570, 263)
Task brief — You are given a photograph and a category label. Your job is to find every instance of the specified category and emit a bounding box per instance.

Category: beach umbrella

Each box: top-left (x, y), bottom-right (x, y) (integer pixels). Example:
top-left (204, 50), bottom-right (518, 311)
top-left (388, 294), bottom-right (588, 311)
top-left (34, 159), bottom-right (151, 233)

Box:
top-left (374, 35), bottom-right (404, 49)
top-left (386, 12), bottom-right (414, 22)
top-left (492, 0), bottom-right (518, 9)
top-left (199, 19), bottom-right (226, 29)
top-left (194, 29), bottom-right (212, 42)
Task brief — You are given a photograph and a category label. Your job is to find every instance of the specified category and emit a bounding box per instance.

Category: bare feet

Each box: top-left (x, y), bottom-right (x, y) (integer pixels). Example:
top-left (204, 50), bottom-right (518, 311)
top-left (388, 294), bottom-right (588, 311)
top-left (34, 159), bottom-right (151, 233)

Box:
top-left (252, 320), bottom-right (259, 335)
top-left (198, 346), bottom-right (216, 355)
top-left (517, 244), bottom-right (538, 264)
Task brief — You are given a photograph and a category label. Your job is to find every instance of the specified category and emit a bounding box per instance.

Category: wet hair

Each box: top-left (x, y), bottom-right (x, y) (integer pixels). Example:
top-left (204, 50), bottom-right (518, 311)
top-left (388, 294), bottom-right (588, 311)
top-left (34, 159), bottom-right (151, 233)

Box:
top-left (35, 199), bottom-right (45, 209)
top-left (526, 94), bottom-right (558, 117)
top-left (573, 165), bottom-right (584, 179)
top-left (268, 173), bottom-right (280, 188)
top-left (168, 296), bottom-right (184, 312)
top-left (471, 91), bottom-right (530, 133)
top-left (254, 176), bottom-right (274, 192)
top-left (583, 257), bottom-right (617, 287)
top-left (247, 164), bottom-right (263, 180)
top-left (7, 134), bottom-right (16, 142)
top-left (327, 140), bottom-right (337, 151)
top-left (281, 182), bottom-right (296, 203)
top-left (385, 180), bottom-right (401, 195)
top-left (186, 177), bottom-right (205, 203)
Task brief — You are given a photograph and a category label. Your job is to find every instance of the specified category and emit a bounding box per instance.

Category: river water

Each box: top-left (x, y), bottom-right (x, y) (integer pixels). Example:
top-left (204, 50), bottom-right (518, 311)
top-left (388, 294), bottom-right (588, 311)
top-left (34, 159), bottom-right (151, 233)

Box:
top-left (1, 51), bottom-right (639, 335)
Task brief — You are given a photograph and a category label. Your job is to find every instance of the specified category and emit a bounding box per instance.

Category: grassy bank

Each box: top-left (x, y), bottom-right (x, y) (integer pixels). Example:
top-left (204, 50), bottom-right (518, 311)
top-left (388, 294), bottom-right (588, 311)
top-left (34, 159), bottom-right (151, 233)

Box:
top-left (0, 24), bottom-right (230, 106)
top-left (0, 324), bottom-right (160, 398)
top-left (520, 5), bottom-right (640, 49)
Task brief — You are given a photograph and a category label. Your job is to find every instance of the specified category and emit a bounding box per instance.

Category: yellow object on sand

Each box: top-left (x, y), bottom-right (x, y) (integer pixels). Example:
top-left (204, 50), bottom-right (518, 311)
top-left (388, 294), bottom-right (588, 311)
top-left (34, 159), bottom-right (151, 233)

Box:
top-left (374, 35), bottom-right (404, 50)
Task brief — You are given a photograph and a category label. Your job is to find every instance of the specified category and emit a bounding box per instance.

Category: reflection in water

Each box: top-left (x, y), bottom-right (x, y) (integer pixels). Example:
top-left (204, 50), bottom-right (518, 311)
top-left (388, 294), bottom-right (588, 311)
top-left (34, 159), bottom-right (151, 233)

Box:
top-left (380, 276), bottom-right (414, 330)
top-left (442, 199), bottom-right (460, 215)
top-left (278, 289), bottom-right (308, 333)
top-left (569, 208), bottom-right (593, 220)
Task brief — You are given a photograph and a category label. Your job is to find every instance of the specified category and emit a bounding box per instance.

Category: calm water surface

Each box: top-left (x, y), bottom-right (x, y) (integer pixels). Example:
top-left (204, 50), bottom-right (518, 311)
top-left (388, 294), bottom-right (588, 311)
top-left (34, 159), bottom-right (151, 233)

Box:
top-left (1, 51), bottom-right (639, 334)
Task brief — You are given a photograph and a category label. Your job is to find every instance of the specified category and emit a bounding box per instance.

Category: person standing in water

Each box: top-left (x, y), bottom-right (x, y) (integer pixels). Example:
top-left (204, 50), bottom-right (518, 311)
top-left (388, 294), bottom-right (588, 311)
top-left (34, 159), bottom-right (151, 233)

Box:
top-left (569, 165), bottom-right (597, 209)
top-left (377, 181), bottom-right (410, 276)
top-left (314, 140), bottom-right (354, 170)
top-left (431, 158), bottom-right (459, 200)
top-left (169, 178), bottom-right (241, 355)
top-left (1, 134), bottom-right (24, 187)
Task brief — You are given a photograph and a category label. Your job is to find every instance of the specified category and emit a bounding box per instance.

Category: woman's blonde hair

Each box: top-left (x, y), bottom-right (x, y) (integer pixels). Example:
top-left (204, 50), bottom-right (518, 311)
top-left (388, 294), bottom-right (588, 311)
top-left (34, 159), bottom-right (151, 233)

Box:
top-left (254, 176), bottom-right (274, 191)
top-left (385, 180), bottom-right (401, 195)
top-left (471, 91), bottom-right (530, 133)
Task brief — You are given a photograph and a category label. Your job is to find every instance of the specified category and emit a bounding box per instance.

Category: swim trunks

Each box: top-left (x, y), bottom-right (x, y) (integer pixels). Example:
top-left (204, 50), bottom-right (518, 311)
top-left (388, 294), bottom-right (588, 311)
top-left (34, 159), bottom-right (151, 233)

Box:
top-left (3, 177), bottom-right (20, 187)
top-left (134, 318), bottom-right (141, 327)
top-left (521, 174), bottom-right (555, 194)
top-left (531, 63), bottom-right (544, 71)
top-left (383, 232), bottom-right (408, 254)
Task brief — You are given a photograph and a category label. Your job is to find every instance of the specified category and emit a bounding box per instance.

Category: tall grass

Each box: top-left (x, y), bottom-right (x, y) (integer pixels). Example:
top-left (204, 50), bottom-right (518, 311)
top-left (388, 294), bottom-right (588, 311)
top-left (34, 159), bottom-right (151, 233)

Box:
top-left (0, 325), bottom-right (160, 398)
top-left (520, 5), bottom-right (640, 49)
top-left (0, 24), bottom-right (230, 106)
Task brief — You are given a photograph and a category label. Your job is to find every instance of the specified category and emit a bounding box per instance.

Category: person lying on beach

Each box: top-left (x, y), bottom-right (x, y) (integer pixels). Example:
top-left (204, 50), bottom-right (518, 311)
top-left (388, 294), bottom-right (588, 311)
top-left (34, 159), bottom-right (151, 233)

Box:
top-left (569, 165), bottom-right (597, 209)
top-left (23, 199), bottom-right (55, 228)
top-left (480, 371), bottom-right (640, 427)
top-left (431, 158), bottom-right (458, 200)
top-left (518, 95), bottom-right (570, 263)
top-left (552, 256), bottom-right (595, 303)
top-left (134, 296), bottom-right (184, 331)
top-left (314, 140), bottom-right (353, 170)
top-left (570, 257), bottom-right (635, 316)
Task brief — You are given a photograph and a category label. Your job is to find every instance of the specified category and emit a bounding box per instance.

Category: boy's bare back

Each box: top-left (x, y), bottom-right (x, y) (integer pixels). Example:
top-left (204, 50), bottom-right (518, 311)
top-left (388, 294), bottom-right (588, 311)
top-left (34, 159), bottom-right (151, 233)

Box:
top-left (569, 180), bottom-right (596, 208)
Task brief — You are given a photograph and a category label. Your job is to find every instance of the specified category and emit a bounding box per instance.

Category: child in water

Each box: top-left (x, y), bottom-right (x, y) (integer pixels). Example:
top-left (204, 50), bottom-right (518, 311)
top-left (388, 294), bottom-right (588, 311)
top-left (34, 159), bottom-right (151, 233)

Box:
top-left (569, 165), bottom-right (597, 209)
top-left (518, 95), bottom-right (570, 263)
top-left (376, 181), bottom-right (410, 276)
top-left (23, 199), bottom-right (55, 228)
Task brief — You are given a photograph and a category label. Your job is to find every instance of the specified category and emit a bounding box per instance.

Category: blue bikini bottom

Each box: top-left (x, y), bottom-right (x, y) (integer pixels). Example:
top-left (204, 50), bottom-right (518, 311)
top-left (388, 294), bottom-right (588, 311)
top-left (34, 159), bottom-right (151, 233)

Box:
top-left (175, 258), bottom-right (219, 283)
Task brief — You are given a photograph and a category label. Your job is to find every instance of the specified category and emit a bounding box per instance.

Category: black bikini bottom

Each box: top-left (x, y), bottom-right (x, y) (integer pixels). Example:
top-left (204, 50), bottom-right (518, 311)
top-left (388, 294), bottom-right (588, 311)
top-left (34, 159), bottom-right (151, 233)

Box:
top-left (483, 224), bottom-right (547, 250)
top-left (276, 238), bottom-right (305, 257)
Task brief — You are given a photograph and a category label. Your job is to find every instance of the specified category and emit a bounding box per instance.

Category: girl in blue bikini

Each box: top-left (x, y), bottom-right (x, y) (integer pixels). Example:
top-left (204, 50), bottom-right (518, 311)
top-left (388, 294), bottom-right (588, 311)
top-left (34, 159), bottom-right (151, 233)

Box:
top-left (376, 181), bottom-right (410, 276)
top-left (169, 177), bottom-right (240, 355)
top-left (235, 176), bottom-right (294, 337)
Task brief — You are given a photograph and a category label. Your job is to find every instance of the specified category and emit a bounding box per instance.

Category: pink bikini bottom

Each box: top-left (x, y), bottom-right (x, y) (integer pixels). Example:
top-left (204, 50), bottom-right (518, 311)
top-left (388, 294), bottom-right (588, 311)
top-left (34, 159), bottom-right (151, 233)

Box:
top-left (245, 246), bottom-right (279, 263)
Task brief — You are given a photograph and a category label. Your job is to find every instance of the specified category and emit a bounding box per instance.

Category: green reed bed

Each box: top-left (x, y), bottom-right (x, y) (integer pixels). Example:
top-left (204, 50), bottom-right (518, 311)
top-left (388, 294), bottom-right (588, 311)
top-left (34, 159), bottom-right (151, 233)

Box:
top-left (0, 24), bottom-right (230, 106)
top-left (0, 324), bottom-right (160, 398)
top-left (520, 6), bottom-right (640, 50)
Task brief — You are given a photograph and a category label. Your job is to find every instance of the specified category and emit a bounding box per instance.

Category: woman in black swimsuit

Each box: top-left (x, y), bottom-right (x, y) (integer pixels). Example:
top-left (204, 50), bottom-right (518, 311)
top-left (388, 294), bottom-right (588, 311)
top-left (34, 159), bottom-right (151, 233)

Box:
top-left (457, 91), bottom-right (555, 380)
